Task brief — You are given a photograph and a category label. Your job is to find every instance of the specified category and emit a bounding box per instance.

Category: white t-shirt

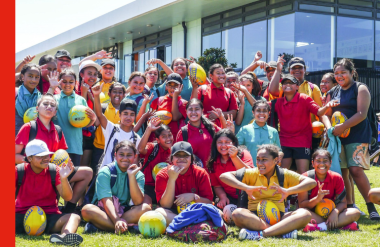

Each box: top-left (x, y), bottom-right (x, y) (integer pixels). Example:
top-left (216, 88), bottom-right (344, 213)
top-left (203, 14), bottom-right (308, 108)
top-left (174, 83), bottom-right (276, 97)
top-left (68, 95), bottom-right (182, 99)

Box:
top-left (101, 120), bottom-right (141, 167)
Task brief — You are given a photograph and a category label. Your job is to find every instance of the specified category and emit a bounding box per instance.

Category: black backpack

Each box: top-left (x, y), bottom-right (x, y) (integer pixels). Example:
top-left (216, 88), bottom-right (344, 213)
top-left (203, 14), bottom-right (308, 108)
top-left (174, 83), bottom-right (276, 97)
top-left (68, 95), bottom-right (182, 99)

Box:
top-left (139, 144), bottom-right (160, 172)
top-left (235, 165), bottom-right (285, 209)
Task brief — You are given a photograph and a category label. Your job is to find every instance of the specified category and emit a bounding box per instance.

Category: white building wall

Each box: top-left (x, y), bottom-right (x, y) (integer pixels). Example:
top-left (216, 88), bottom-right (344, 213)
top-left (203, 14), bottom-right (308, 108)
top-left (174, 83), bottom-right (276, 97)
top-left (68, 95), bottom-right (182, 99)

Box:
top-left (172, 24), bottom-right (184, 59)
top-left (186, 19), bottom-right (202, 59)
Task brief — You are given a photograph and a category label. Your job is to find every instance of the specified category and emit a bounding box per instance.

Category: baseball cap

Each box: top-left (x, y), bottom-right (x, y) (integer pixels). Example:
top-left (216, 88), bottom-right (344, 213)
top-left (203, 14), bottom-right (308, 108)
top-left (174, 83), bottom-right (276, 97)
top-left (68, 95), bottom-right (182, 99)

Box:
top-left (101, 59), bottom-right (115, 67)
top-left (55, 49), bottom-right (72, 60)
top-left (281, 74), bottom-right (300, 85)
top-left (119, 98), bottom-right (137, 114)
top-left (288, 57), bottom-right (305, 69)
top-left (171, 141), bottom-right (193, 156)
top-left (79, 60), bottom-right (102, 72)
top-left (25, 139), bottom-right (54, 157)
top-left (266, 61), bottom-right (277, 70)
top-left (166, 73), bottom-right (183, 85)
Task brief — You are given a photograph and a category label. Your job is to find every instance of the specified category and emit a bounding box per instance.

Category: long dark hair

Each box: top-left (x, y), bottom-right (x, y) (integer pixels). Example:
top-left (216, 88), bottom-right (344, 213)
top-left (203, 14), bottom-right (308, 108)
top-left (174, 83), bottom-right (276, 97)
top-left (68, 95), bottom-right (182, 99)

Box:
top-left (333, 58), bottom-right (358, 81)
top-left (239, 72), bottom-right (261, 97)
top-left (186, 98), bottom-right (216, 138)
top-left (208, 63), bottom-right (224, 77)
top-left (170, 58), bottom-right (189, 71)
top-left (207, 129), bottom-right (244, 173)
top-left (98, 65), bottom-right (117, 82)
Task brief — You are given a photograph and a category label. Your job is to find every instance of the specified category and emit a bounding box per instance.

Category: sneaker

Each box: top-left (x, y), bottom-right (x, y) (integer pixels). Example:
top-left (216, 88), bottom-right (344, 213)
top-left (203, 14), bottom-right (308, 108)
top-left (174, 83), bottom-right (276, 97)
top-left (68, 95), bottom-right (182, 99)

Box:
top-left (128, 224), bottom-right (140, 234)
top-left (340, 222), bottom-right (359, 231)
top-left (369, 211), bottom-right (380, 221)
top-left (353, 204), bottom-right (366, 216)
top-left (49, 233), bottom-right (83, 246)
top-left (303, 219), bottom-right (320, 232)
top-left (282, 230), bottom-right (298, 239)
top-left (239, 228), bottom-right (262, 241)
top-left (84, 222), bottom-right (99, 234)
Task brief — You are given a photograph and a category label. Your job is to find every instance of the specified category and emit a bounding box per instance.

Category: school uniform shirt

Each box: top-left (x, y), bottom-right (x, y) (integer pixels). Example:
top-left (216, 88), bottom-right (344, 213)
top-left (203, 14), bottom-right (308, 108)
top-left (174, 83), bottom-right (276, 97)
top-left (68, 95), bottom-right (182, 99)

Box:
top-left (263, 83), bottom-right (283, 101)
top-left (15, 85), bottom-right (41, 136)
top-left (209, 150), bottom-right (254, 199)
top-left (242, 167), bottom-right (302, 212)
top-left (270, 93), bottom-right (319, 148)
top-left (125, 93), bottom-right (147, 136)
top-left (101, 120), bottom-right (141, 168)
top-left (155, 164), bottom-right (214, 204)
top-left (235, 96), bottom-right (266, 134)
top-left (196, 83), bottom-right (238, 128)
top-left (92, 161), bottom-right (145, 207)
top-left (298, 80), bottom-right (323, 123)
top-left (93, 103), bottom-right (120, 149)
top-left (150, 95), bottom-right (188, 139)
top-left (40, 78), bottom-right (61, 94)
top-left (302, 170), bottom-right (344, 201)
top-left (150, 85), bottom-right (160, 102)
top-left (139, 143), bottom-right (171, 186)
top-left (157, 76), bottom-right (192, 101)
top-left (16, 118), bottom-right (68, 152)
top-left (236, 121), bottom-right (281, 166)
top-left (176, 122), bottom-right (221, 167)
top-left (99, 80), bottom-right (115, 103)
top-left (15, 163), bottom-right (61, 214)
top-left (53, 91), bottom-right (88, 155)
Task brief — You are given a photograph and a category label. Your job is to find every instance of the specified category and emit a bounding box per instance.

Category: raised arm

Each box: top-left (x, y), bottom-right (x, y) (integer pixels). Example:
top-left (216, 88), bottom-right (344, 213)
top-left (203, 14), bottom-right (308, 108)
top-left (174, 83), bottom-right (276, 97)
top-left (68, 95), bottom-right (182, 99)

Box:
top-left (146, 58), bottom-right (174, 76)
top-left (171, 85), bottom-right (184, 121)
top-left (79, 50), bottom-right (112, 66)
top-left (16, 55), bottom-right (35, 73)
top-left (235, 93), bottom-right (246, 126)
top-left (137, 117), bottom-right (161, 155)
top-left (268, 55), bottom-right (285, 96)
top-left (127, 165), bottom-right (144, 205)
top-left (92, 83), bottom-right (108, 129)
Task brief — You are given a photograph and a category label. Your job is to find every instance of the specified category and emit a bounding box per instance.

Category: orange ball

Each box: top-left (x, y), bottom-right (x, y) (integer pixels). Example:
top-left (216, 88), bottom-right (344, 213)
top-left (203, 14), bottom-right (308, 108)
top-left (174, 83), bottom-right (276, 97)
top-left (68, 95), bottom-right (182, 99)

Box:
top-left (312, 121), bottom-right (325, 138)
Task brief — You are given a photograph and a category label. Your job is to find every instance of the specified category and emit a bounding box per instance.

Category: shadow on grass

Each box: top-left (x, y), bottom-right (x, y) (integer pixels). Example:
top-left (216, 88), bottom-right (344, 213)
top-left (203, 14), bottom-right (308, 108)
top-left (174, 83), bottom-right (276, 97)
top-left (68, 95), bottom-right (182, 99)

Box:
top-left (358, 217), bottom-right (380, 225)
top-left (297, 235), bottom-right (316, 241)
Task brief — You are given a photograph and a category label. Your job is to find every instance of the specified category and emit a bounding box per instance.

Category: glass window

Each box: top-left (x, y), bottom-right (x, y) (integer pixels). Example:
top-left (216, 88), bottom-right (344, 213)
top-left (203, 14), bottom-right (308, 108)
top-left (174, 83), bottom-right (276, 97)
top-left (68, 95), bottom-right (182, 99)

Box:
top-left (133, 45), bottom-right (144, 52)
top-left (145, 51), bottom-right (149, 71)
top-left (338, 8), bottom-right (372, 18)
top-left (139, 52), bottom-right (144, 72)
top-left (204, 15), bottom-right (220, 24)
top-left (268, 14), bottom-right (295, 70)
top-left (243, 20), bottom-right (267, 76)
top-left (223, 9), bottom-right (242, 18)
top-left (245, 12), bottom-right (266, 22)
top-left (222, 27), bottom-right (243, 68)
top-left (146, 42), bottom-right (158, 48)
top-left (204, 24), bottom-right (220, 33)
top-left (376, 21), bottom-right (380, 68)
top-left (269, 4), bottom-right (292, 15)
top-left (165, 45), bottom-right (172, 66)
top-left (312, 0), bottom-right (334, 2)
top-left (295, 13), bottom-right (335, 72)
top-left (202, 32), bottom-right (221, 52)
top-left (245, 1), bottom-right (266, 12)
top-left (124, 55), bottom-right (132, 82)
top-left (134, 37), bottom-right (144, 45)
top-left (146, 34), bottom-right (158, 41)
top-left (338, 0), bottom-right (373, 8)
top-left (223, 18), bottom-right (242, 27)
top-left (270, 0), bottom-right (287, 4)
top-left (337, 16), bottom-right (374, 68)
top-left (160, 29), bottom-right (172, 37)
top-left (299, 4), bottom-right (334, 13)
top-left (159, 37), bottom-right (171, 45)
top-left (150, 49), bottom-right (157, 61)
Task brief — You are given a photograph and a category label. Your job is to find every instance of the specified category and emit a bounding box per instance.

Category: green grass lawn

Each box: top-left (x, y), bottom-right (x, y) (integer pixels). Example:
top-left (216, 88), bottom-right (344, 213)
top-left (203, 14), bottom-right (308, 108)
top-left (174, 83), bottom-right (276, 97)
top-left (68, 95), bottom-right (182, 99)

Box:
top-left (16, 167), bottom-right (380, 246)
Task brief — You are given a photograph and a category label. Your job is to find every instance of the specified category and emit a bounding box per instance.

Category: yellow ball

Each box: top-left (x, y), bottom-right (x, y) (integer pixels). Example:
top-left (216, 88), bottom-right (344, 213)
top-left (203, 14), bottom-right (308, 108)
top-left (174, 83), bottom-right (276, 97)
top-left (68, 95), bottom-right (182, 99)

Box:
top-left (331, 111), bottom-right (350, 138)
top-left (315, 199), bottom-right (335, 219)
top-left (23, 107), bottom-right (38, 123)
top-left (68, 105), bottom-right (90, 128)
top-left (189, 63), bottom-right (207, 86)
top-left (177, 201), bottom-right (195, 214)
top-left (99, 92), bottom-right (110, 104)
top-left (257, 200), bottom-right (281, 225)
top-left (152, 162), bottom-right (168, 181)
top-left (155, 111), bottom-right (173, 125)
top-left (51, 149), bottom-right (69, 167)
top-left (24, 206), bottom-right (47, 236)
top-left (138, 211), bottom-right (166, 237)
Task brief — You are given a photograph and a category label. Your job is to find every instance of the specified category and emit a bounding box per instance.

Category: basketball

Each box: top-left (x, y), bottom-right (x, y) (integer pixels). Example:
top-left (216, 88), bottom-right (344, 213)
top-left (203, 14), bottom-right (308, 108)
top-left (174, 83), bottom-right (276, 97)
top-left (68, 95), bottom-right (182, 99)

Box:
top-left (99, 92), bottom-right (110, 104)
top-left (223, 204), bottom-right (237, 225)
top-left (189, 63), bottom-right (207, 86)
top-left (23, 206), bottom-right (47, 236)
top-left (23, 107), bottom-right (38, 123)
top-left (138, 211), bottom-right (166, 238)
top-left (177, 201), bottom-right (195, 214)
top-left (155, 111), bottom-right (173, 125)
top-left (68, 105), bottom-right (90, 128)
top-left (257, 200), bottom-right (281, 225)
top-left (152, 162), bottom-right (168, 181)
top-left (315, 199), bottom-right (335, 219)
top-left (331, 111), bottom-right (350, 138)
top-left (312, 121), bottom-right (325, 138)
top-left (51, 149), bottom-right (70, 167)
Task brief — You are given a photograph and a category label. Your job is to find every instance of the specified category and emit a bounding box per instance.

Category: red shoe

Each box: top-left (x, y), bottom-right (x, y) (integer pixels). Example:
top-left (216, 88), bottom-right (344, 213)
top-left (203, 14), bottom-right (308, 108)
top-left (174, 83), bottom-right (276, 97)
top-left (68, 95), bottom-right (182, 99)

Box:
top-left (303, 219), bottom-right (320, 232)
top-left (340, 222), bottom-right (359, 231)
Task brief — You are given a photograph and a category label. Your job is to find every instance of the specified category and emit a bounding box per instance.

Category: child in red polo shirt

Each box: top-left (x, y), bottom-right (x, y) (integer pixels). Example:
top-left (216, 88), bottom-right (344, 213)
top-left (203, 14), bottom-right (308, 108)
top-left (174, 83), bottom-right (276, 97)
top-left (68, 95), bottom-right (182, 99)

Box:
top-left (270, 74), bottom-right (338, 174)
top-left (38, 55), bottom-right (61, 95)
top-left (190, 63), bottom-right (238, 128)
top-left (137, 118), bottom-right (173, 206)
top-left (150, 73), bottom-right (188, 139)
top-left (16, 93), bottom-right (93, 214)
top-left (299, 149), bottom-right (361, 232)
top-left (16, 140), bottom-right (83, 245)
top-left (207, 129), bottom-right (254, 210)
top-left (155, 141), bottom-right (214, 225)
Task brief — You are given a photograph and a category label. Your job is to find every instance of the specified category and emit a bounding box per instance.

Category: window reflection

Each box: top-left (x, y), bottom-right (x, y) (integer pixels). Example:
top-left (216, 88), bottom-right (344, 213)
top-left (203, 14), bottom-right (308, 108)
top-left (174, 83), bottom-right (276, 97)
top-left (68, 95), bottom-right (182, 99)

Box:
top-left (376, 21), bottom-right (380, 68)
top-left (202, 32), bottom-right (221, 52)
top-left (222, 27), bottom-right (243, 68)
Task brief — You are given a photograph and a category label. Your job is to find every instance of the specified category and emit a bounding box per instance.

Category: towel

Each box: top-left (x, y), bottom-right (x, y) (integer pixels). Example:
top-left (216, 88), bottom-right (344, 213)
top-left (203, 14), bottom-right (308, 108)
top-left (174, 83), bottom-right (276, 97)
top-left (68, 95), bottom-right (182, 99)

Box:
top-left (327, 127), bottom-right (342, 175)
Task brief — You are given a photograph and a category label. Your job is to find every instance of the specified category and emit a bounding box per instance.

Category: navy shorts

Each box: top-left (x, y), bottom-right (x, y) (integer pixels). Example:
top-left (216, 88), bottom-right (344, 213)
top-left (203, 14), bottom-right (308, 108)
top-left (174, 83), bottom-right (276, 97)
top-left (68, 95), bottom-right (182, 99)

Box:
top-left (282, 146), bottom-right (311, 160)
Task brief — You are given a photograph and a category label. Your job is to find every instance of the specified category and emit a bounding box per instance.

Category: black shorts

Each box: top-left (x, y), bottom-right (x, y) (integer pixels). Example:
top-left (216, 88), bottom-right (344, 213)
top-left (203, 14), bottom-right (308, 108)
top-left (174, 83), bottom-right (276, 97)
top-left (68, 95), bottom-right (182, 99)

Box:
top-left (83, 135), bottom-right (95, 151)
top-left (311, 137), bottom-right (321, 156)
top-left (91, 147), bottom-right (104, 176)
top-left (68, 153), bottom-right (81, 167)
top-left (251, 210), bottom-right (285, 219)
top-left (68, 166), bottom-right (79, 182)
top-left (16, 213), bottom-right (66, 234)
top-left (144, 184), bottom-right (157, 204)
top-left (282, 146), bottom-right (311, 160)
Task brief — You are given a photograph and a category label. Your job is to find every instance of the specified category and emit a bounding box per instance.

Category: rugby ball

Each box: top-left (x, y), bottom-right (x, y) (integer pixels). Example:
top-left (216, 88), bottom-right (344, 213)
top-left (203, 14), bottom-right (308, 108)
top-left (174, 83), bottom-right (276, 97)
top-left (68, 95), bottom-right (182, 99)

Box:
top-left (312, 121), bottom-right (325, 138)
top-left (223, 204), bottom-right (237, 225)
top-left (331, 111), bottom-right (350, 138)
top-left (51, 149), bottom-right (69, 167)
top-left (152, 162), bottom-right (169, 181)
top-left (257, 200), bottom-right (281, 225)
top-left (99, 92), bottom-right (110, 104)
top-left (177, 201), bottom-right (195, 214)
top-left (24, 206), bottom-right (46, 236)
top-left (138, 211), bottom-right (166, 238)
top-left (23, 107), bottom-right (38, 123)
top-left (155, 111), bottom-right (172, 125)
top-left (189, 63), bottom-right (207, 86)
top-left (68, 105), bottom-right (91, 128)
top-left (315, 199), bottom-right (335, 219)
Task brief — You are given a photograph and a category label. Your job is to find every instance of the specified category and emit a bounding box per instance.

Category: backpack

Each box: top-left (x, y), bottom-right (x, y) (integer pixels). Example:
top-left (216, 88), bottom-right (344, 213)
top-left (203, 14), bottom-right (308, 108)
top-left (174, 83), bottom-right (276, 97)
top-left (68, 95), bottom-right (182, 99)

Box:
top-left (139, 144), bottom-right (160, 172)
top-left (235, 165), bottom-right (285, 209)
top-left (306, 170), bottom-right (346, 205)
top-left (167, 220), bottom-right (228, 243)
top-left (16, 163), bottom-right (58, 199)
top-left (83, 163), bottom-right (129, 206)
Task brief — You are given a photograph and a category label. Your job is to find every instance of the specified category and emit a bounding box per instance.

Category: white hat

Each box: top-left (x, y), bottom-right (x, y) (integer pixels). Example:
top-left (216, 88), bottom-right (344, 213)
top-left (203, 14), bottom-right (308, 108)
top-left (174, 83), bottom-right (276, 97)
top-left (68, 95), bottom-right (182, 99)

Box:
top-left (79, 60), bottom-right (102, 72)
top-left (25, 140), bottom-right (54, 157)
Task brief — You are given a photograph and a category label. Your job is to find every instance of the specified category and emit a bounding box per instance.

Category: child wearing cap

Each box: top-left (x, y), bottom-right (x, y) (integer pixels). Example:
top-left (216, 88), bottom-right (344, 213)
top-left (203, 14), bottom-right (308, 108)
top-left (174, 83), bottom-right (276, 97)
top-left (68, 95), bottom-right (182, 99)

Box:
top-left (150, 73), bottom-right (188, 139)
top-left (92, 83), bottom-right (141, 168)
top-left (155, 141), bottom-right (214, 225)
top-left (15, 140), bottom-right (83, 245)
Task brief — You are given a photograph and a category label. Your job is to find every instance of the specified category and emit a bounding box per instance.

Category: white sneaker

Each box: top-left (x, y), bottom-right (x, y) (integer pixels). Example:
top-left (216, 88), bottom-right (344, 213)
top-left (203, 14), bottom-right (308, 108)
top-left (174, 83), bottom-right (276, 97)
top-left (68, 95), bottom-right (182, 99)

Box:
top-left (353, 204), bottom-right (366, 216)
top-left (239, 228), bottom-right (262, 240)
top-left (282, 229), bottom-right (298, 239)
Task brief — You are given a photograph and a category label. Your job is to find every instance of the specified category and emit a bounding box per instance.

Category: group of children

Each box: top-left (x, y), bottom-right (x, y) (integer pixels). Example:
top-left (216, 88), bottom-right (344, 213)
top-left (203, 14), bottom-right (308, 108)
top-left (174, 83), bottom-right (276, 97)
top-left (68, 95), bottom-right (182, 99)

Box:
top-left (15, 49), bottom-right (380, 245)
